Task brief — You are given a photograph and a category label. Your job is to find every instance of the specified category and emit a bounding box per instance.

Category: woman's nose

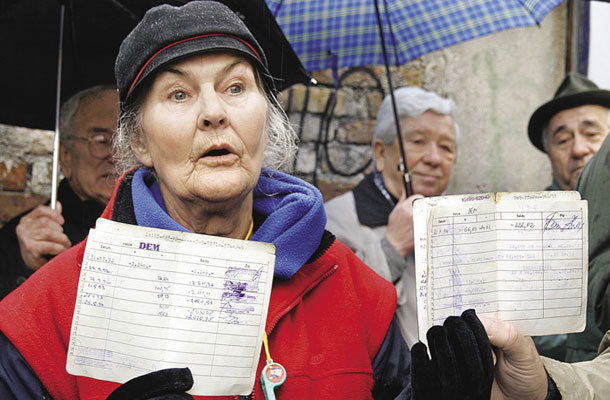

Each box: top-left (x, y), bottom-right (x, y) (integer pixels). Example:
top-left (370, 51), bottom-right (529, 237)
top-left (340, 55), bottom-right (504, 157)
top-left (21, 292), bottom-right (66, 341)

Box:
top-left (197, 87), bottom-right (228, 130)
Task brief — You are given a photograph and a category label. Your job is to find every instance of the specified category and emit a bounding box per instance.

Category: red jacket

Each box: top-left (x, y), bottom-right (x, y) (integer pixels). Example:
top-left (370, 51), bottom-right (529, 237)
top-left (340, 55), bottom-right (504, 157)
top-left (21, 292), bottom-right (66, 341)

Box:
top-left (0, 179), bottom-right (397, 399)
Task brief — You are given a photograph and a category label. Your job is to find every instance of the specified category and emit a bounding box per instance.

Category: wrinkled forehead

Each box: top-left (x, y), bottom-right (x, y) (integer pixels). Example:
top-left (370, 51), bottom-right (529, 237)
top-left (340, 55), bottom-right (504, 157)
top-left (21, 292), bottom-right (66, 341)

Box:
top-left (138, 52), bottom-right (266, 102)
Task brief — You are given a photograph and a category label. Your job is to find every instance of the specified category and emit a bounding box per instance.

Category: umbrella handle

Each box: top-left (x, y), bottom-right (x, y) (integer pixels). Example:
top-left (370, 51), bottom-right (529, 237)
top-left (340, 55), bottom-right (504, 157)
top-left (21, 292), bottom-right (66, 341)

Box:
top-left (403, 171), bottom-right (413, 197)
top-left (50, 4), bottom-right (65, 210)
top-left (398, 161), bottom-right (414, 197)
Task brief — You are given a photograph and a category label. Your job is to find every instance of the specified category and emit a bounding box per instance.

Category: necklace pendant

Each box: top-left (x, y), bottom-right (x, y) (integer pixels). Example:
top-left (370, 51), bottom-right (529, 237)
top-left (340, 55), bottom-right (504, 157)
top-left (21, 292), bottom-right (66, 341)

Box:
top-left (261, 361), bottom-right (286, 400)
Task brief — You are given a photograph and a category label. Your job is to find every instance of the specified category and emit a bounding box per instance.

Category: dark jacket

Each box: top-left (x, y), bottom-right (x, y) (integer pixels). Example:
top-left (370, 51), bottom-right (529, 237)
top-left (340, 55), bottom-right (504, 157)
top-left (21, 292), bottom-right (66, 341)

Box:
top-left (0, 178), bottom-right (104, 299)
top-left (558, 136), bottom-right (610, 363)
top-left (578, 134), bottom-right (610, 334)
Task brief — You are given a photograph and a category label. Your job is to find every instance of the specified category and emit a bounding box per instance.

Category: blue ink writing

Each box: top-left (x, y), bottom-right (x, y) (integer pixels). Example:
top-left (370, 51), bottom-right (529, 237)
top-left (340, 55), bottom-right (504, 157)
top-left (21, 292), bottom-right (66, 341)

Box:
top-left (139, 242), bottom-right (160, 251)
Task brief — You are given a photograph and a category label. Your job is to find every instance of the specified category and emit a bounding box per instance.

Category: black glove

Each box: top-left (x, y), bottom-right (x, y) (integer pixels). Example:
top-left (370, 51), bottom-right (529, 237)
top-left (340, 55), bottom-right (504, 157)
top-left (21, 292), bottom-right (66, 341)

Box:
top-left (105, 367), bottom-right (194, 400)
top-left (411, 309), bottom-right (493, 400)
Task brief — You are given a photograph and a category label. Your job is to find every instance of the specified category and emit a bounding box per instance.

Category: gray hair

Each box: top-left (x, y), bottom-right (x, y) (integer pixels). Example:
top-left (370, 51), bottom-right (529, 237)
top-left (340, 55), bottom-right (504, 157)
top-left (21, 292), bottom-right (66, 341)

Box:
top-left (541, 108), bottom-right (610, 152)
top-left (59, 84), bottom-right (117, 142)
top-left (113, 76), bottom-right (297, 175)
top-left (373, 86), bottom-right (459, 145)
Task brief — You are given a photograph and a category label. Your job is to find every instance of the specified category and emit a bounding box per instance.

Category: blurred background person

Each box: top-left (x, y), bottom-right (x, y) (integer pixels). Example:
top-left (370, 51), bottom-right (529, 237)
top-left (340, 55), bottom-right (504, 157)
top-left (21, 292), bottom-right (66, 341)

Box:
top-left (325, 86), bottom-right (459, 346)
top-left (528, 72), bottom-right (610, 362)
top-left (0, 84), bottom-right (119, 299)
top-left (528, 72), bottom-right (610, 191)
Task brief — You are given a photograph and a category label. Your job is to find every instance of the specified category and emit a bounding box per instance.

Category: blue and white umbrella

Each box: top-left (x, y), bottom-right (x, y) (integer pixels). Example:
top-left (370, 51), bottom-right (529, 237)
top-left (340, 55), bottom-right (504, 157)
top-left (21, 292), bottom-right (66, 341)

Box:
top-left (266, 0), bottom-right (564, 195)
top-left (266, 0), bottom-right (564, 73)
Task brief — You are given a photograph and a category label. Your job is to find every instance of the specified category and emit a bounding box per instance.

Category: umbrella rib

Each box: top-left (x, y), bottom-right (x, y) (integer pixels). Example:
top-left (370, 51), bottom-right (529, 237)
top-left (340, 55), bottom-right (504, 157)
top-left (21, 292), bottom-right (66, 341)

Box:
top-left (515, 0), bottom-right (542, 23)
top-left (106, 0), bottom-right (140, 23)
top-left (382, 0), bottom-right (400, 66)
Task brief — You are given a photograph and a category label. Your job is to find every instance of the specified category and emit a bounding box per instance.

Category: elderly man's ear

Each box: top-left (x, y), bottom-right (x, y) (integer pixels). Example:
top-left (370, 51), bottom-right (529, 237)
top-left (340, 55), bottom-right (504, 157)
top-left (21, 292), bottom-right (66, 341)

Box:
top-left (59, 142), bottom-right (74, 179)
top-left (373, 139), bottom-right (388, 172)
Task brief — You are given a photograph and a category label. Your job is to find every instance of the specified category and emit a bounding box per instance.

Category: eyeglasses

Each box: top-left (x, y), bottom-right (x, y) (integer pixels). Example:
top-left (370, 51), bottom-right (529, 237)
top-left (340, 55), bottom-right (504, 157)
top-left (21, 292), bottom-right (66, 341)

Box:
top-left (70, 133), bottom-right (113, 159)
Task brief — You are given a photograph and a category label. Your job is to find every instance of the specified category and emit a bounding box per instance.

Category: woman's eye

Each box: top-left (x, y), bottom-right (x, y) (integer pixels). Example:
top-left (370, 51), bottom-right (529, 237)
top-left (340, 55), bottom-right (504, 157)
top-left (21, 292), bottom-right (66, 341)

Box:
top-left (228, 84), bottom-right (243, 94)
top-left (172, 90), bottom-right (186, 100)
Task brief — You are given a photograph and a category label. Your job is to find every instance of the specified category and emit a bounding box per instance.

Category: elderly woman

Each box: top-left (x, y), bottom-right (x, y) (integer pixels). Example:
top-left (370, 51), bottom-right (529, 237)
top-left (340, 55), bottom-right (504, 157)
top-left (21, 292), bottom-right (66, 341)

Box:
top-left (0, 2), bottom-right (417, 399)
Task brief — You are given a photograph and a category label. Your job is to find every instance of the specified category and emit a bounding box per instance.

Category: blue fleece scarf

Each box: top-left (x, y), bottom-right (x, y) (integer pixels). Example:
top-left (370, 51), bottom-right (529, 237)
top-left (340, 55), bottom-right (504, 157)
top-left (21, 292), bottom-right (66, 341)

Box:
top-left (131, 167), bottom-right (326, 279)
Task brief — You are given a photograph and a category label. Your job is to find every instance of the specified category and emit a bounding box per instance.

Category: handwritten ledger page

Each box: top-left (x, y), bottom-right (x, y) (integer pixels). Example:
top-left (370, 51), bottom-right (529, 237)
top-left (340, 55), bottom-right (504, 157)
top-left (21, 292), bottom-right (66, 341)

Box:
top-left (66, 219), bottom-right (276, 396)
top-left (414, 191), bottom-right (587, 342)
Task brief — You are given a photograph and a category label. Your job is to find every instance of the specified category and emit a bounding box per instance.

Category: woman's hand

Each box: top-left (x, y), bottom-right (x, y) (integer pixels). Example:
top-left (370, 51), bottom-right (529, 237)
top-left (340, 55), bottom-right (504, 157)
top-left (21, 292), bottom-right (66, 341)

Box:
top-left (105, 368), bottom-right (194, 400)
top-left (411, 309), bottom-right (494, 399)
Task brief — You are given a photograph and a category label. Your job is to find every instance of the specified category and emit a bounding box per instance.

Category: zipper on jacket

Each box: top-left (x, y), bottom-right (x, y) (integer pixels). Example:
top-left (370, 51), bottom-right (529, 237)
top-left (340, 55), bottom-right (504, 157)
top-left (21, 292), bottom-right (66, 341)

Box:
top-left (242, 256), bottom-right (340, 400)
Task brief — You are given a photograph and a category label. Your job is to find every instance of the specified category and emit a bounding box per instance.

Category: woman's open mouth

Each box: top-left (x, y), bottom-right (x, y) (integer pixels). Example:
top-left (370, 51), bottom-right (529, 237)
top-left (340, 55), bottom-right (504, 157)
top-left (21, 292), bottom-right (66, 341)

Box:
top-left (200, 147), bottom-right (238, 165)
top-left (203, 148), bottom-right (231, 157)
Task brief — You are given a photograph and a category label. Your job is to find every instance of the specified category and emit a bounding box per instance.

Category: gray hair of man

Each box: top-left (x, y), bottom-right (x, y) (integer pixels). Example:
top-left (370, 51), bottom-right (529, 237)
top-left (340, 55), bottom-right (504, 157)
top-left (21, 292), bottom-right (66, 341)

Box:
top-left (372, 86), bottom-right (460, 146)
top-left (113, 70), bottom-right (298, 175)
top-left (541, 108), bottom-right (610, 152)
top-left (59, 84), bottom-right (117, 143)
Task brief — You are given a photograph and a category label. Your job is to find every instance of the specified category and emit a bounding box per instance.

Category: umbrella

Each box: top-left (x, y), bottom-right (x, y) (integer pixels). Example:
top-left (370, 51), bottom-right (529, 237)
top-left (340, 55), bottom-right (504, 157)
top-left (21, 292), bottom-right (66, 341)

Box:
top-left (266, 0), bottom-right (565, 195)
top-left (0, 0), bottom-right (309, 207)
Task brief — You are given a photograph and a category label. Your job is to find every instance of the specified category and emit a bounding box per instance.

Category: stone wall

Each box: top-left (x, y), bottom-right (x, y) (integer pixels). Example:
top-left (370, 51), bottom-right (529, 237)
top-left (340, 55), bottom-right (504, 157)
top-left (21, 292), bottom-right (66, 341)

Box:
top-left (0, 125), bottom-right (54, 225)
top-left (0, 3), bottom-right (567, 226)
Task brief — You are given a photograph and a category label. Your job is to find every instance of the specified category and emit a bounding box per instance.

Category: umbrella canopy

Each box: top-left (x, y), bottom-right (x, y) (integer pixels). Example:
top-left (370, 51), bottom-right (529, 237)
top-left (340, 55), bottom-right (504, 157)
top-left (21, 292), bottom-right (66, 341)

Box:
top-left (265, 0), bottom-right (564, 73)
top-left (0, 0), bottom-right (309, 132)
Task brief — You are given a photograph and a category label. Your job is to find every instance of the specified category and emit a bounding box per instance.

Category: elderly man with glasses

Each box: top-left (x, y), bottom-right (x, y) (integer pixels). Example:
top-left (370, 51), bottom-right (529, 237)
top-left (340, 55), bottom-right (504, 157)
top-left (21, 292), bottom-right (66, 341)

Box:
top-left (0, 85), bottom-right (119, 299)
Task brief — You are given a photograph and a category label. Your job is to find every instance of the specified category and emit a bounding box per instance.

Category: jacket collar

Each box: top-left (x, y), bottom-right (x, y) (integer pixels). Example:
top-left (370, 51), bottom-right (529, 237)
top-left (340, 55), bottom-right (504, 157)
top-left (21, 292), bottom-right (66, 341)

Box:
top-left (545, 179), bottom-right (563, 191)
top-left (352, 172), bottom-right (397, 227)
top-left (58, 178), bottom-right (105, 227)
top-left (121, 167), bottom-right (327, 279)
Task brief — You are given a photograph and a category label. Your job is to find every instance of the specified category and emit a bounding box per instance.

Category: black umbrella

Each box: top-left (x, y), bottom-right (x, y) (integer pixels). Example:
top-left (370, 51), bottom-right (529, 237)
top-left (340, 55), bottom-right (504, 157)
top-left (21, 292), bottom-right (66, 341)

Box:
top-left (0, 0), bottom-right (309, 206)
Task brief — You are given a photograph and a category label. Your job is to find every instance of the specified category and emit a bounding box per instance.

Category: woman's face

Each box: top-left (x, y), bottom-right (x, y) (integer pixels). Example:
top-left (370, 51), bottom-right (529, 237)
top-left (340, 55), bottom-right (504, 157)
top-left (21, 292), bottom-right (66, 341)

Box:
top-left (134, 53), bottom-right (268, 210)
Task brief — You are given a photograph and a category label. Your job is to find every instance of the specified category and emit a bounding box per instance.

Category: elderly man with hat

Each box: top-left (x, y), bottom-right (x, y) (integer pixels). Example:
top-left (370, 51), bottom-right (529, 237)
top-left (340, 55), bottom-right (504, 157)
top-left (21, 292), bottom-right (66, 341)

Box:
top-left (528, 72), bottom-right (610, 191)
top-left (529, 72), bottom-right (610, 363)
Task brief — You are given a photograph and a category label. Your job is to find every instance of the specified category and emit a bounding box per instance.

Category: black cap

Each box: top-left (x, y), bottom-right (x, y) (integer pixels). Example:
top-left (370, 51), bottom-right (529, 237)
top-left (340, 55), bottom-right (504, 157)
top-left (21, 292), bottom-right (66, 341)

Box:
top-left (115, 1), bottom-right (272, 107)
top-left (528, 72), bottom-right (610, 152)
